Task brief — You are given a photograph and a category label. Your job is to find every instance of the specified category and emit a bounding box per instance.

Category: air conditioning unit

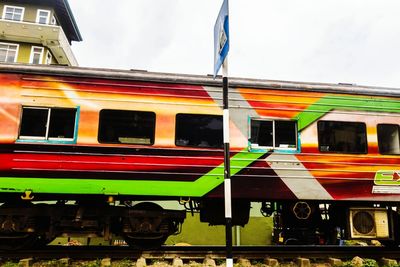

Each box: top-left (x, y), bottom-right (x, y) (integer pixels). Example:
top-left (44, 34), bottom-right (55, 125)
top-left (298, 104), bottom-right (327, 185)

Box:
top-left (349, 208), bottom-right (389, 239)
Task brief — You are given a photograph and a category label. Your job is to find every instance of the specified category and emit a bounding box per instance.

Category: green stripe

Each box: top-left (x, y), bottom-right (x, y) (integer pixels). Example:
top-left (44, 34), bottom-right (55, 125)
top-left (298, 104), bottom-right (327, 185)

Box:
top-left (0, 150), bottom-right (264, 197)
top-left (297, 95), bottom-right (400, 130)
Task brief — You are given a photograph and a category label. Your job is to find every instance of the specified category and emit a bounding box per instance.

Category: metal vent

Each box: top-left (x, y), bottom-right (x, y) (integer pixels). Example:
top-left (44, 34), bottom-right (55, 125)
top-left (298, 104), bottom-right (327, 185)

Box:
top-left (352, 211), bottom-right (374, 235)
top-left (349, 208), bottom-right (389, 239)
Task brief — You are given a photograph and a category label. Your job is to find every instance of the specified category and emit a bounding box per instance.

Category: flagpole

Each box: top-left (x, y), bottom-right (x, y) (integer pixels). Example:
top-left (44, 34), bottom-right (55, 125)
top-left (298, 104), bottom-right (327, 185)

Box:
top-left (222, 57), bottom-right (233, 267)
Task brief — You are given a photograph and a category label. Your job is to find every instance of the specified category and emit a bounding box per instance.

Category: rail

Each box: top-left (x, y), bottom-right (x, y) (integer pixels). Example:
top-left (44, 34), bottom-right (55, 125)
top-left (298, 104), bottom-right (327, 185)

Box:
top-left (1, 245), bottom-right (400, 260)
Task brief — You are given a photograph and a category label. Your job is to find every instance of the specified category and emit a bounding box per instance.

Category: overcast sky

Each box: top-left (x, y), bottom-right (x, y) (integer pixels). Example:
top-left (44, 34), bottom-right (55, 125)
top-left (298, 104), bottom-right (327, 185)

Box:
top-left (68, 0), bottom-right (400, 88)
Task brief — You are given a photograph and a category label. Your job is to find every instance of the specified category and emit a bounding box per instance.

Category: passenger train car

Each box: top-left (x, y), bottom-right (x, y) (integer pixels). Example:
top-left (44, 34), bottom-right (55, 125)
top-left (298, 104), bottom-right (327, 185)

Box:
top-left (0, 64), bottom-right (399, 249)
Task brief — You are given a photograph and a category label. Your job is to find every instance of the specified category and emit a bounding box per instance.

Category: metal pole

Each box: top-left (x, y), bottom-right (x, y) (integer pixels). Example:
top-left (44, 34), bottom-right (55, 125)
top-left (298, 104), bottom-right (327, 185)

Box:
top-left (235, 225), bottom-right (241, 246)
top-left (222, 58), bottom-right (233, 267)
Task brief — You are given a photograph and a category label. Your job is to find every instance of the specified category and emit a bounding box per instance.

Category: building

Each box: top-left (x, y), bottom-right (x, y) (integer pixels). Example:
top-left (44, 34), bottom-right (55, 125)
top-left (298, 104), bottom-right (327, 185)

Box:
top-left (0, 0), bottom-right (82, 66)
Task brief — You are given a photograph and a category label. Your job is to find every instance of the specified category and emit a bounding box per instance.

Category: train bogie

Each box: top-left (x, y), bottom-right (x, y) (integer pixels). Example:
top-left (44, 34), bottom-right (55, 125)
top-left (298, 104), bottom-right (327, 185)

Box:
top-left (0, 201), bottom-right (185, 249)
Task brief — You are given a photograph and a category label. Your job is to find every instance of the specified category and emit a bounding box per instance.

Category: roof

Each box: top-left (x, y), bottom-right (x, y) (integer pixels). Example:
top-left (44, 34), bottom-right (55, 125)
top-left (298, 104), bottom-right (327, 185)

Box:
top-left (1, 64), bottom-right (400, 98)
top-left (9, 0), bottom-right (82, 43)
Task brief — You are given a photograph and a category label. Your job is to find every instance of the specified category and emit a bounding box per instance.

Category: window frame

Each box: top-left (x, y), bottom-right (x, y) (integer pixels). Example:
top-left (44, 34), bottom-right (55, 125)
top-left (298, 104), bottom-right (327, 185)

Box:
top-left (175, 113), bottom-right (223, 149)
top-left (377, 123), bottom-right (400, 155)
top-left (2, 5), bottom-right (25, 21)
top-left (45, 50), bottom-right (52, 65)
top-left (98, 109), bottom-right (156, 146)
top-left (0, 42), bottom-right (19, 63)
top-left (317, 120), bottom-right (368, 154)
top-left (249, 118), bottom-right (298, 151)
top-left (18, 106), bottom-right (79, 144)
top-left (29, 46), bottom-right (44, 64)
top-left (36, 9), bottom-right (51, 24)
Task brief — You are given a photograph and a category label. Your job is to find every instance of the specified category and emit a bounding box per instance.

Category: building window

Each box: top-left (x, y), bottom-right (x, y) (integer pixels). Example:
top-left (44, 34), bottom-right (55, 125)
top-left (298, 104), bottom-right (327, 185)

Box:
top-left (175, 114), bottom-right (223, 148)
top-left (0, 43), bottom-right (18, 63)
top-left (19, 107), bottom-right (77, 141)
top-left (45, 51), bottom-right (52, 65)
top-left (377, 124), bottom-right (400, 155)
top-left (3, 5), bottom-right (24, 21)
top-left (318, 121), bottom-right (367, 154)
top-left (98, 110), bottom-right (155, 145)
top-left (29, 46), bottom-right (44, 64)
top-left (250, 119), bottom-right (297, 150)
top-left (36, 9), bottom-right (51, 24)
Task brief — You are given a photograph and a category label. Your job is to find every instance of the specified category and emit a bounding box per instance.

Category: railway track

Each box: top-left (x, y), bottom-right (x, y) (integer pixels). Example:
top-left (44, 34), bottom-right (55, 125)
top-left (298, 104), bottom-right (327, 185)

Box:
top-left (1, 245), bottom-right (400, 266)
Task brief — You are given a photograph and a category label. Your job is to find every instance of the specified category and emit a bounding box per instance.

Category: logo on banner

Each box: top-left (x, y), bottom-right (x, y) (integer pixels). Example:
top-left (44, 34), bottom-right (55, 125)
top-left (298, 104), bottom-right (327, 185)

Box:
top-left (372, 170), bottom-right (400, 194)
top-left (218, 22), bottom-right (227, 54)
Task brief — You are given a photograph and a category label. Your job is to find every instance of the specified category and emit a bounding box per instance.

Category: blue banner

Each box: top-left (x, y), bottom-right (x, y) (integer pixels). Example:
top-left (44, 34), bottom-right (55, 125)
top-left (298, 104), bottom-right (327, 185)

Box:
top-left (213, 0), bottom-right (229, 78)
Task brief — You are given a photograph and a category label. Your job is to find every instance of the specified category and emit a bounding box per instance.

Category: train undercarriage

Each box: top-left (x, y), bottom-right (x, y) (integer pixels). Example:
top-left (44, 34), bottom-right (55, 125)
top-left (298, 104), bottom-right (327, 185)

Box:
top-left (1, 198), bottom-right (399, 249)
top-left (0, 199), bottom-right (185, 250)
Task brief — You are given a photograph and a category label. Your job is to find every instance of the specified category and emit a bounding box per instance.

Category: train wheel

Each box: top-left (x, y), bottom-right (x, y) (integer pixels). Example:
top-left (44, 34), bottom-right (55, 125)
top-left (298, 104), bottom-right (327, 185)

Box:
top-left (284, 238), bottom-right (300, 245)
top-left (33, 233), bottom-right (55, 248)
top-left (123, 233), bottom-right (168, 249)
top-left (0, 202), bottom-right (50, 250)
top-left (122, 202), bottom-right (170, 249)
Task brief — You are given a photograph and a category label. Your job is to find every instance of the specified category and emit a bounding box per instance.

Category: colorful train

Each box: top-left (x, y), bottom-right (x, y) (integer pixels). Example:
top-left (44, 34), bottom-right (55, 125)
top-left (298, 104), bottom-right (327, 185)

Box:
top-left (0, 63), bottom-right (399, 249)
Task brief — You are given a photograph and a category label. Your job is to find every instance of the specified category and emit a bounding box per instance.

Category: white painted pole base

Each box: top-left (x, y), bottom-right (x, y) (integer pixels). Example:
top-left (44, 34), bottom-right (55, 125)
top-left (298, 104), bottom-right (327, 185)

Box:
top-left (226, 258), bottom-right (234, 267)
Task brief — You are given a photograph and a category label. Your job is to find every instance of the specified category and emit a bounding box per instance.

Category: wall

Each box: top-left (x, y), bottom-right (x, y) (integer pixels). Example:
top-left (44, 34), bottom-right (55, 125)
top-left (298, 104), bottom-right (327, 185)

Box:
top-left (9, 42), bottom-right (56, 64)
top-left (165, 213), bottom-right (273, 246)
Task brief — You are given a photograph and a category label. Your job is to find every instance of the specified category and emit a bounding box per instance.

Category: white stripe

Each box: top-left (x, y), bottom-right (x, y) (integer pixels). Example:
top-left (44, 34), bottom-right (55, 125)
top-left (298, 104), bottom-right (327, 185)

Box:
top-left (266, 154), bottom-right (333, 200)
top-left (224, 178), bottom-right (232, 218)
top-left (223, 58), bottom-right (228, 77)
top-left (0, 107), bottom-right (18, 123)
top-left (223, 109), bottom-right (230, 143)
top-left (203, 86), bottom-right (259, 137)
top-left (226, 258), bottom-right (233, 267)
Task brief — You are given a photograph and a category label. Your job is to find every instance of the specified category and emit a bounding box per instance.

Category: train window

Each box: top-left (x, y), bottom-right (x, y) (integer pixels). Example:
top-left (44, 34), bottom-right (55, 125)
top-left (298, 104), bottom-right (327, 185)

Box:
top-left (377, 124), bottom-right (400, 155)
top-left (19, 107), bottom-right (77, 141)
top-left (318, 121), bottom-right (367, 154)
top-left (98, 109), bottom-right (155, 145)
top-left (175, 114), bottom-right (223, 148)
top-left (249, 119), bottom-right (297, 150)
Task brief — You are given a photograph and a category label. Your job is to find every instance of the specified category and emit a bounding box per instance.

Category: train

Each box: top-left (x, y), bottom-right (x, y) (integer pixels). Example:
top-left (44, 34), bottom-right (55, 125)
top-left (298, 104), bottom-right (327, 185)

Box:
top-left (0, 63), bottom-right (399, 249)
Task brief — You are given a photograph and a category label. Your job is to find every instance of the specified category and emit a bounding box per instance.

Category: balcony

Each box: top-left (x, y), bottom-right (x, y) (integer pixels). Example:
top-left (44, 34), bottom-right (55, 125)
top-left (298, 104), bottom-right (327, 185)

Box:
top-left (0, 19), bottom-right (78, 66)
